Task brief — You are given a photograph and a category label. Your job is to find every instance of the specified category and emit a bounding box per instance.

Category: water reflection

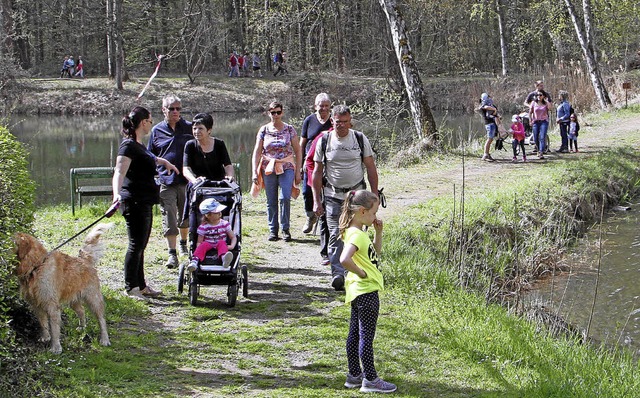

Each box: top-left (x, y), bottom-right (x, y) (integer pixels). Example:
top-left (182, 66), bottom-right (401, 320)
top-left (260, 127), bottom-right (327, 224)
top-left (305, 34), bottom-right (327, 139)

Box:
top-left (10, 111), bottom-right (486, 205)
top-left (527, 205), bottom-right (640, 354)
top-left (10, 114), bottom-right (263, 205)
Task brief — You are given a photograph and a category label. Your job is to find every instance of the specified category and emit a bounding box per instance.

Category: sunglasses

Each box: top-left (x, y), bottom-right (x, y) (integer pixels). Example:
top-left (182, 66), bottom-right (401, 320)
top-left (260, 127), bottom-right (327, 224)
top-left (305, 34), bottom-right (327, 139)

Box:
top-left (167, 107), bottom-right (182, 112)
top-left (270, 110), bottom-right (283, 115)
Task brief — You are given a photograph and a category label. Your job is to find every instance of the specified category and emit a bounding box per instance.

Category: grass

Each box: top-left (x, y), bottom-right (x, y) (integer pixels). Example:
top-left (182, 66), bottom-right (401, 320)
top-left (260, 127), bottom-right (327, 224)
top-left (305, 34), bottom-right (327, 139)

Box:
top-left (8, 106), bottom-right (640, 397)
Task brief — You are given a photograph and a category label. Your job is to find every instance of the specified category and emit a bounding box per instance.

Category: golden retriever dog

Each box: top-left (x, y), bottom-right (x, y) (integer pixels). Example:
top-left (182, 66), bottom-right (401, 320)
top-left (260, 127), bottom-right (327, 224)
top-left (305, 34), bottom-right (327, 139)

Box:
top-left (13, 223), bottom-right (112, 354)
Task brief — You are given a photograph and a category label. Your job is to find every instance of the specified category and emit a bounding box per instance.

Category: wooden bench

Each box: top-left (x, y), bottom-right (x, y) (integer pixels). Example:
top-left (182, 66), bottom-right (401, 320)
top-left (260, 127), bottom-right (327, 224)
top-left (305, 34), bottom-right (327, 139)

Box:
top-left (70, 167), bottom-right (114, 215)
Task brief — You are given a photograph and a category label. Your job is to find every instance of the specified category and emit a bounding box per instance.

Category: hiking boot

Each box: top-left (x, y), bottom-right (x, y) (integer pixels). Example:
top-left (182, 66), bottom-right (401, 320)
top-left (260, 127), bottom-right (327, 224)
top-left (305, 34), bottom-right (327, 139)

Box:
top-left (141, 285), bottom-right (162, 297)
top-left (360, 377), bottom-right (397, 393)
top-left (283, 229), bottom-right (292, 242)
top-left (344, 373), bottom-right (363, 388)
top-left (179, 242), bottom-right (189, 256)
top-left (331, 274), bottom-right (345, 291)
top-left (125, 287), bottom-right (148, 301)
top-left (268, 232), bottom-right (278, 241)
top-left (187, 259), bottom-right (198, 272)
top-left (165, 254), bottom-right (179, 269)
top-left (222, 252), bottom-right (233, 268)
top-left (302, 214), bottom-right (317, 234)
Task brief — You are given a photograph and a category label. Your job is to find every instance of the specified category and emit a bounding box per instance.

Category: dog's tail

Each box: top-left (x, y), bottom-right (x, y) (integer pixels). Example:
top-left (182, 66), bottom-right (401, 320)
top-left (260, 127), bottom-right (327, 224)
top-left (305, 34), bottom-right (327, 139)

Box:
top-left (79, 223), bottom-right (114, 265)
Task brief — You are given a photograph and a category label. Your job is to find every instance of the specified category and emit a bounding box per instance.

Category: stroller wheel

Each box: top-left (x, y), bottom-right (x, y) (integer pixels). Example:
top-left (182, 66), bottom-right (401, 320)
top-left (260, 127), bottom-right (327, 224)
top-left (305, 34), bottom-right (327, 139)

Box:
top-left (189, 279), bottom-right (198, 306)
top-left (241, 265), bottom-right (249, 298)
top-left (227, 283), bottom-right (238, 307)
top-left (177, 263), bottom-right (185, 294)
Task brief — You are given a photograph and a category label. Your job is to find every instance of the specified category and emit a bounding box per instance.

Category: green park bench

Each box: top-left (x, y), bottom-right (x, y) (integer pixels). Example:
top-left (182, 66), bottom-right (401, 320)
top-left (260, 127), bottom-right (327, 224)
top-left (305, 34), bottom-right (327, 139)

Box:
top-left (70, 167), bottom-right (114, 215)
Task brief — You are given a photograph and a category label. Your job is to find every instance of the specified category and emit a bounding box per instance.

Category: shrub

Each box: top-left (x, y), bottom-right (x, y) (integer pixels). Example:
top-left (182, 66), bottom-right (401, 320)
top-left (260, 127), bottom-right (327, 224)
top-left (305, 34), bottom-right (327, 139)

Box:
top-left (0, 125), bottom-right (36, 393)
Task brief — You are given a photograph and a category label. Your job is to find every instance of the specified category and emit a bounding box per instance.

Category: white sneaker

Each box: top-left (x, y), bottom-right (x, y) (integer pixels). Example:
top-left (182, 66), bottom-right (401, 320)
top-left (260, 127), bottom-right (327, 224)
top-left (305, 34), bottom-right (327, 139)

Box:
top-left (222, 252), bottom-right (233, 268)
top-left (187, 260), bottom-right (198, 272)
top-left (125, 287), bottom-right (148, 301)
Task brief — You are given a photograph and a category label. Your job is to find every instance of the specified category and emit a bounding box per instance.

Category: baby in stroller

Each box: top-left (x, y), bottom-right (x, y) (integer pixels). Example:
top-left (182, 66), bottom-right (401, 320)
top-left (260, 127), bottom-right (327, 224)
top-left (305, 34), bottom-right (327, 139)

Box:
top-left (187, 198), bottom-right (237, 272)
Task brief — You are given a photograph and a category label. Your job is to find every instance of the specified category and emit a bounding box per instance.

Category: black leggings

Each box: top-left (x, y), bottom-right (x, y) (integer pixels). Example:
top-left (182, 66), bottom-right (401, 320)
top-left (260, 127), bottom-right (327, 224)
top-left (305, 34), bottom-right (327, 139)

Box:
top-left (122, 200), bottom-right (153, 292)
top-left (512, 139), bottom-right (525, 157)
top-left (346, 291), bottom-right (380, 381)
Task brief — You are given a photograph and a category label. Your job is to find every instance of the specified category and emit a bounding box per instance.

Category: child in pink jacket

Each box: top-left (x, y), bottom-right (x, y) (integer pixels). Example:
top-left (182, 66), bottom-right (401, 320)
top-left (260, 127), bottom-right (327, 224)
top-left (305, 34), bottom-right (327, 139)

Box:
top-left (510, 115), bottom-right (526, 162)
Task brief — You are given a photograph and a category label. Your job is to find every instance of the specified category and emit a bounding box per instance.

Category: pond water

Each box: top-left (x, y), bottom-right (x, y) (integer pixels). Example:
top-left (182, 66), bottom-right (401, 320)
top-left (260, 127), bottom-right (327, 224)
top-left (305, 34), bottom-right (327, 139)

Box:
top-left (526, 204), bottom-right (640, 354)
top-left (10, 111), bottom-right (485, 206)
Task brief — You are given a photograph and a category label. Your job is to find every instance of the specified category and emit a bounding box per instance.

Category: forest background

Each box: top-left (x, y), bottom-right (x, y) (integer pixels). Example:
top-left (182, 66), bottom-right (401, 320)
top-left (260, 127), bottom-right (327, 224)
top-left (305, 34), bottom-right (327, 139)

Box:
top-left (0, 0), bottom-right (638, 94)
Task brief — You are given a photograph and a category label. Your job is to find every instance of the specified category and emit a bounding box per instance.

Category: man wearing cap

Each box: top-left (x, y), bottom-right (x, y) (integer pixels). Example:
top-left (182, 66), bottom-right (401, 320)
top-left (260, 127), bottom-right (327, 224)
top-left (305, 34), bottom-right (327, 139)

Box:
top-left (148, 95), bottom-right (192, 269)
top-left (312, 104), bottom-right (378, 291)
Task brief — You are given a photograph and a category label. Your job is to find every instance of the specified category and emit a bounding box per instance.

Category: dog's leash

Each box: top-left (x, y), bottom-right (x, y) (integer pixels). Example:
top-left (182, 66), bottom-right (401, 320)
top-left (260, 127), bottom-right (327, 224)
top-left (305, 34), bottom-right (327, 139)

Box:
top-left (50, 202), bottom-right (120, 252)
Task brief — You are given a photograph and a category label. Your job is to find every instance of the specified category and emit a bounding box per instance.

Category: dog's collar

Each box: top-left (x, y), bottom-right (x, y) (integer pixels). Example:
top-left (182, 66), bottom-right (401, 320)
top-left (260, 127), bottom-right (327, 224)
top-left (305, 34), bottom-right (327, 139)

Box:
top-left (18, 253), bottom-right (51, 282)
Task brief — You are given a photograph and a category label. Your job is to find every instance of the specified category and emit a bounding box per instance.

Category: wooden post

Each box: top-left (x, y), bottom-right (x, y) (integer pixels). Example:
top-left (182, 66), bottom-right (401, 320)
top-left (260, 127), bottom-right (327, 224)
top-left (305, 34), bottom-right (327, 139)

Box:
top-left (622, 82), bottom-right (631, 108)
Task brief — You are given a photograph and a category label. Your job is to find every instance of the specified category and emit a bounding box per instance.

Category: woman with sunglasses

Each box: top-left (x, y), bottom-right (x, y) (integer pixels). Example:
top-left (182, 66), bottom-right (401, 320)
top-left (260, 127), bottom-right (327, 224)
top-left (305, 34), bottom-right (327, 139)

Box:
top-left (528, 91), bottom-right (551, 159)
top-left (251, 101), bottom-right (302, 242)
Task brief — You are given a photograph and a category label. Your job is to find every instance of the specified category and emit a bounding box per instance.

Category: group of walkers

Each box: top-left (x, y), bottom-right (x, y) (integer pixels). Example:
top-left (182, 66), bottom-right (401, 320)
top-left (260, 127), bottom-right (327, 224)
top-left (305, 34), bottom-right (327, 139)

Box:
top-left (59, 55), bottom-right (84, 78)
top-left (228, 49), bottom-right (288, 78)
top-left (111, 93), bottom-right (395, 393)
top-left (480, 80), bottom-right (580, 162)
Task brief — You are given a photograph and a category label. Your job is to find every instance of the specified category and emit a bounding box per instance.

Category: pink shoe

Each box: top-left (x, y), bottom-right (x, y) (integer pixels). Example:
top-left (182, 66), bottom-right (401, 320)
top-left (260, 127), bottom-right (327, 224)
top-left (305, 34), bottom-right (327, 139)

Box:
top-left (522, 157), bottom-right (527, 163)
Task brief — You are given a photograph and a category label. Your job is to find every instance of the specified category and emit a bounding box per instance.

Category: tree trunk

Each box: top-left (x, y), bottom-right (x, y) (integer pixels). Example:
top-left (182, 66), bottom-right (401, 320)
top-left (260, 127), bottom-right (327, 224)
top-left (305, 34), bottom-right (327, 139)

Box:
top-left (113, 0), bottom-right (124, 90)
top-left (0, 0), bottom-right (13, 56)
top-left (106, 0), bottom-right (113, 78)
top-left (496, 0), bottom-right (508, 76)
top-left (563, 0), bottom-right (611, 108)
top-left (378, 0), bottom-right (437, 145)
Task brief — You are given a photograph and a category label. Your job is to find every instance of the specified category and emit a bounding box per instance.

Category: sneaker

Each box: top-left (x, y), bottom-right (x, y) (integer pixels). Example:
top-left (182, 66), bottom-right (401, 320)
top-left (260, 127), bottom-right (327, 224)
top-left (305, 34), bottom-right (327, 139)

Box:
top-left (221, 252), bottom-right (233, 268)
top-left (344, 373), bottom-right (363, 388)
top-left (512, 156), bottom-right (517, 162)
top-left (539, 154), bottom-right (545, 159)
top-left (165, 254), bottom-right (179, 269)
top-left (522, 157), bottom-right (527, 163)
top-left (360, 377), bottom-right (397, 393)
top-left (268, 232), bottom-right (278, 241)
top-left (141, 286), bottom-right (162, 297)
top-left (575, 149), bottom-right (579, 153)
top-left (187, 259), bottom-right (198, 272)
top-left (481, 154), bottom-right (494, 162)
top-left (331, 274), bottom-right (345, 291)
top-left (320, 255), bottom-right (330, 266)
top-left (283, 229), bottom-right (292, 242)
top-left (125, 287), bottom-right (148, 301)
top-left (179, 242), bottom-right (189, 256)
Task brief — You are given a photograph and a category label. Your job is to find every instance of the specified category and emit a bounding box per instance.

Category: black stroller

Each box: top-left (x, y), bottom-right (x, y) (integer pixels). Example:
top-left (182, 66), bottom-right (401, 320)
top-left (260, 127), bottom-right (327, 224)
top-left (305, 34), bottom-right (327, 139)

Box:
top-left (177, 179), bottom-right (248, 307)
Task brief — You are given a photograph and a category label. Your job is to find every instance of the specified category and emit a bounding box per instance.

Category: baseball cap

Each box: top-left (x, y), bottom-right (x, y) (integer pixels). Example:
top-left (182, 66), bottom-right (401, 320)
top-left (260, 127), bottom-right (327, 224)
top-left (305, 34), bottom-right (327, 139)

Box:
top-left (199, 198), bottom-right (227, 214)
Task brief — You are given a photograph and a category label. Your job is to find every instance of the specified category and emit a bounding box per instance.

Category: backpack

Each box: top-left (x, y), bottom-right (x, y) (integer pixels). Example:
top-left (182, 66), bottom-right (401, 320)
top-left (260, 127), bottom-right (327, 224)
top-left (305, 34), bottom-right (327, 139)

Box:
top-left (318, 130), bottom-right (368, 189)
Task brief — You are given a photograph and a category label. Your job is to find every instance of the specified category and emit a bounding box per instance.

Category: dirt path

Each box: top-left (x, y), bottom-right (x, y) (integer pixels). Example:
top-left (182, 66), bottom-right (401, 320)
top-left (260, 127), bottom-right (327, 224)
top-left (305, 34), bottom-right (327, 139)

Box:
top-left (95, 112), bottom-right (640, 393)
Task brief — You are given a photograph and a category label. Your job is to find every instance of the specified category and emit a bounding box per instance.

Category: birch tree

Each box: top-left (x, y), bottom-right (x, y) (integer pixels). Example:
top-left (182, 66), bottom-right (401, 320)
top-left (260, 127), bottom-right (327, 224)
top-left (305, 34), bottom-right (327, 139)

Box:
top-left (378, 0), bottom-right (437, 145)
top-left (563, 0), bottom-right (611, 108)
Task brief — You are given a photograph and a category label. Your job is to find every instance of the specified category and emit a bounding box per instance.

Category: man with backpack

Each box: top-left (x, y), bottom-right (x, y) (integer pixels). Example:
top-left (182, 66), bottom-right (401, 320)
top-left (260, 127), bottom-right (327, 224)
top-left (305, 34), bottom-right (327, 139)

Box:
top-left (311, 105), bottom-right (378, 291)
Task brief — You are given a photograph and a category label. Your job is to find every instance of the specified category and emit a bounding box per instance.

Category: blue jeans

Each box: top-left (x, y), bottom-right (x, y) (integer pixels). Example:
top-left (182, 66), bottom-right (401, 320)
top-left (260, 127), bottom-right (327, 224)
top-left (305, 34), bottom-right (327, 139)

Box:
top-left (262, 168), bottom-right (294, 234)
top-left (533, 120), bottom-right (549, 153)
top-left (325, 195), bottom-right (346, 278)
top-left (558, 122), bottom-right (569, 150)
top-left (122, 200), bottom-right (153, 292)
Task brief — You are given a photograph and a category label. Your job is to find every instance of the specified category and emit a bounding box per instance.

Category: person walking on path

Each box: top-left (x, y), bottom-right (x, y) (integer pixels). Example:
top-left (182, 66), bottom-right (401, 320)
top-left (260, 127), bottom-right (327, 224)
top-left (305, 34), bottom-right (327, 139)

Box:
top-left (112, 106), bottom-right (179, 300)
top-left (339, 190), bottom-right (397, 394)
top-left (148, 95), bottom-right (193, 269)
top-left (74, 56), bottom-right (84, 78)
top-left (252, 52), bottom-right (262, 77)
top-left (529, 91), bottom-right (551, 159)
top-left (312, 105), bottom-right (378, 291)
top-left (251, 101), bottom-right (302, 242)
top-left (510, 115), bottom-right (526, 162)
top-left (556, 90), bottom-right (572, 153)
top-left (300, 93), bottom-right (333, 235)
top-left (305, 129), bottom-right (331, 265)
top-left (479, 92), bottom-right (498, 161)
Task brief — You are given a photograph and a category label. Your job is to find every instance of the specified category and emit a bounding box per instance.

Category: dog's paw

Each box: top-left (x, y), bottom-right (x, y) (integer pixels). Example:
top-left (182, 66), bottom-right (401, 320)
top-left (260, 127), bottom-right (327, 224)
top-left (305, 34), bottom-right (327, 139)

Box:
top-left (50, 343), bottom-right (63, 354)
top-left (39, 334), bottom-right (51, 343)
top-left (100, 337), bottom-right (111, 347)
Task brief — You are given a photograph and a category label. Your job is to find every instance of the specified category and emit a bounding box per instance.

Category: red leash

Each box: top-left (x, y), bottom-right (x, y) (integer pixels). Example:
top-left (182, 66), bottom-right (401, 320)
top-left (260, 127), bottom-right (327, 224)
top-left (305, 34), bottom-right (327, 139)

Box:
top-left (136, 54), bottom-right (164, 101)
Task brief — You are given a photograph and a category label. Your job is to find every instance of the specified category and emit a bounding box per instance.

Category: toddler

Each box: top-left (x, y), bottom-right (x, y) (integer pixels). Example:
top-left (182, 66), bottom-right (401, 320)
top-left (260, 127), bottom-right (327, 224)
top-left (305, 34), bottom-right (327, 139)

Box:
top-left (569, 114), bottom-right (579, 152)
top-left (339, 190), bottom-right (397, 393)
top-left (510, 114), bottom-right (526, 162)
top-left (187, 198), bottom-right (237, 271)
